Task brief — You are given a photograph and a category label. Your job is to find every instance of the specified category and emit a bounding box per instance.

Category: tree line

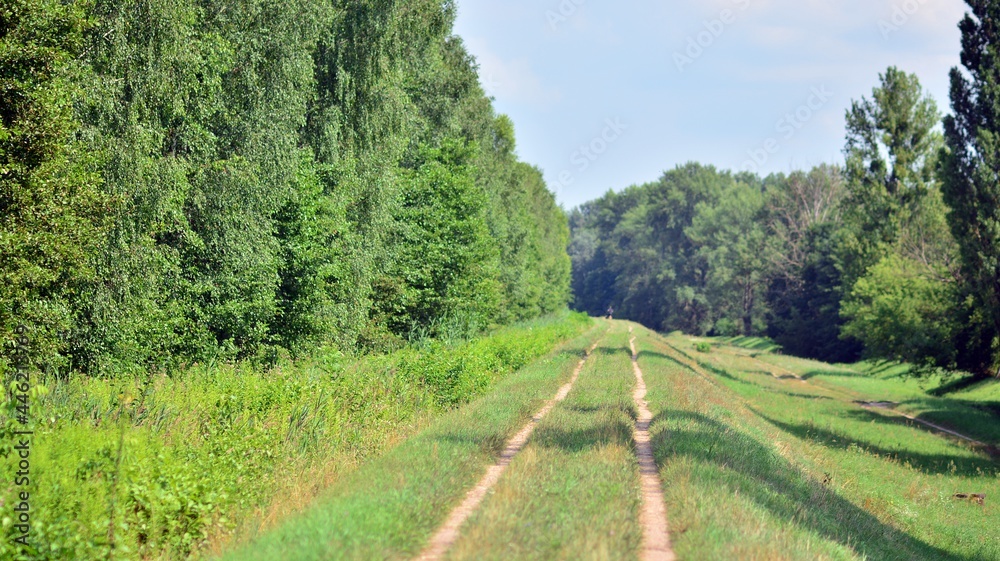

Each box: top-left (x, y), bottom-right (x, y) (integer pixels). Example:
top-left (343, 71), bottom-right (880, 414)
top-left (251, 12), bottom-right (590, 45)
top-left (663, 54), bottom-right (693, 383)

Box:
top-left (0, 0), bottom-right (571, 377)
top-left (571, 0), bottom-right (1000, 379)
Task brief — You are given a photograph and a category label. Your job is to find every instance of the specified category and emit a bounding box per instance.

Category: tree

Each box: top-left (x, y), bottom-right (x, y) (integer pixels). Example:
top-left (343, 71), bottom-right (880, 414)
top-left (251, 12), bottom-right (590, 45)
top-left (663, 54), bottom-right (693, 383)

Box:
top-left (375, 139), bottom-right (502, 340)
top-left (940, 0), bottom-right (1000, 377)
top-left (764, 165), bottom-right (847, 286)
top-left (841, 66), bottom-right (942, 286)
top-left (841, 253), bottom-right (960, 370)
top-left (0, 0), bottom-right (109, 375)
top-left (766, 224), bottom-right (863, 363)
top-left (688, 180), bottom-right (770, 336)
top-left (568, 163), bottom-right (738, 334)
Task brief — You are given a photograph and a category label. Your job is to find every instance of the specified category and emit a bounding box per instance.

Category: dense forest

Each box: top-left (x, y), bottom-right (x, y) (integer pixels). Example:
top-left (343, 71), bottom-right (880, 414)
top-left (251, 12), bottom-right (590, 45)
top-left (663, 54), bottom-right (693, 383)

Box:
top-left (0, 0), bottom-right (571, 378)
top-left (571, 1), bottom-right (1000, 379)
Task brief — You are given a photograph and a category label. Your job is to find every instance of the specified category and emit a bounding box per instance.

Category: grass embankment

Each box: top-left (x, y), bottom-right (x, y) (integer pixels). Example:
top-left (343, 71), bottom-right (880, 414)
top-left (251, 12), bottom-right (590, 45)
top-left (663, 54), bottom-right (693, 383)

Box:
top-left (446, 322), bottom-right (641, 561)
top-left (220, 319), bottom-right (608, 561)
top-left (635, 326), bottom-right (998, 560)
top-left (0, 312), bottom-right (592, 561)
top-left (714, 335), bottom-right (1000, 447)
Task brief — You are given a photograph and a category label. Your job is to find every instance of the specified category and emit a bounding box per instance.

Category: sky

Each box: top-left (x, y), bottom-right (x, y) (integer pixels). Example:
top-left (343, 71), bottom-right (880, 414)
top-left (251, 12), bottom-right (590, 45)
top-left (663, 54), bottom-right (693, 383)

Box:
top-left (452, 0), bottom-right (970, 209)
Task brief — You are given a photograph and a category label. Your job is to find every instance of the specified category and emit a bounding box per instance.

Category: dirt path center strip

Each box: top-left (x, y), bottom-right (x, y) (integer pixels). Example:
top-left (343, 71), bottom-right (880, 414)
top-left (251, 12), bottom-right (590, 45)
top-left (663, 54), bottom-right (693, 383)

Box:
top-left (629, 333), bottom-right (677, 561)
top-left (414, 337), bottom-right (603, 561)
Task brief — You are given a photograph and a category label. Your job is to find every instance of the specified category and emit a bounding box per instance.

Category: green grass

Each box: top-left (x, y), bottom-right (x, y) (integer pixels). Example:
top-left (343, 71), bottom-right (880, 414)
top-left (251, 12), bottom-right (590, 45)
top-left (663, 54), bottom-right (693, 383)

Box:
top-left (446, 323), bottom-right (641, 561)
top-left (0, 312), bottom-right (592, 561)
top-left (717, 335), bottom-right (783, 353)
top-left (638, 327), bottom-right (999, 560)
top-left (743, 349), bottom-right (1000, 448)
top-left (219, 320), bottom-right (608, 560)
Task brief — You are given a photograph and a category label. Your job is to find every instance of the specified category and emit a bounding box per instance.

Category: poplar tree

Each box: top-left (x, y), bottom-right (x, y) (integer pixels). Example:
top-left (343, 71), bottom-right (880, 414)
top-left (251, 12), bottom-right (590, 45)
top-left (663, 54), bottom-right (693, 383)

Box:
top-left (940, 0), bottom-right (1000, 377)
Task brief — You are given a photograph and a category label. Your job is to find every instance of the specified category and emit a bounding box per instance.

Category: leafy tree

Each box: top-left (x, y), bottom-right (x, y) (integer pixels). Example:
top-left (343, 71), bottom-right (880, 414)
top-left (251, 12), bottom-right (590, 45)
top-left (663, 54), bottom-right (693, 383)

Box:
top-left (841, 66), bottom-right (942, 286)
top-left (940, 0), bottom-right (1000, 377)
top-left (376, 140), bottom-right (502, 339)
top-left (766, 224), bottom-right (863, 363)
top-left (841, 253), bottom-right (960, 370)
top-left (0, 0), bottom-right (109, 374)
top-left (1, 0), bottom-right (574, 376)
top-left (688, 180), bottom-right (770, 336)
top-left (764, 165), bottom-right (847, 286)
top-left (569, 163), bottom-right (735, 334)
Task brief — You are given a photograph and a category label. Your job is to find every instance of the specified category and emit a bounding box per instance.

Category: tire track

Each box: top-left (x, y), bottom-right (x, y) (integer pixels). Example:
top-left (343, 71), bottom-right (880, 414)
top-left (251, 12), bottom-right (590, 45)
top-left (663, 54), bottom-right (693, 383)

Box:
top-left (414, 336), bottom-right (604, 561)
top-left (628, 328), bottom-right (676, 561)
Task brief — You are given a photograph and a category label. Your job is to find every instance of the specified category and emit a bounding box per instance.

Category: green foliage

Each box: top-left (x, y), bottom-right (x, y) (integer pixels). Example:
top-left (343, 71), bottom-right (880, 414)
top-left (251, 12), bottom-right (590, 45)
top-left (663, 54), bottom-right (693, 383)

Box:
top-left (687, 180), bottom-right (770, 336)
top-left (766, 223), bottom-right (862, 363)
top-left (570, 163), bottom-right (849, 356)
top-left (0, 312), bottom-right (590, 560)
top-left (695, 342), bottom-right (712, 353)
top-left (841, 253), bottom-right (961, 370)
top-left (377, 139), bottom-right (502, 340)
top-left (841, 66), bottom-right (942, 286)
top-left (940, 1), bottom-right (1000, 377)
top-left (0, 0), bottom-right (570, 375)
top-left (0, 0), bottom-right (109, 375)
top-left (570, 163), bottom-right (736, 334)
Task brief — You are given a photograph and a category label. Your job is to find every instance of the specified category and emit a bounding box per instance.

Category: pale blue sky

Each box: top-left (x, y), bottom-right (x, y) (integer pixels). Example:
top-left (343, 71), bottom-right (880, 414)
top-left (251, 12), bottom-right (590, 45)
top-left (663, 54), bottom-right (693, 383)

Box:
top-left (452, 0), bottom-right (968, 208)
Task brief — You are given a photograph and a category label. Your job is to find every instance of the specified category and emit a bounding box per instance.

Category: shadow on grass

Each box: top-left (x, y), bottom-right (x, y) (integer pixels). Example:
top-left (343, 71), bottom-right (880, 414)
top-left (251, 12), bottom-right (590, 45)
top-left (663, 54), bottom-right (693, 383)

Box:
top-left (871, 399), bottom-right (1000, 452)
top-left (722, 336), bottom-right (781, 352)
top-left (589, 345), bottom-right (633, 359)
top-left (755, 409), bottom-right (998, 477)
top-left (636, 350), bottom-right (747, 387)
top-left (929, 375), bottom-right (994, 397)
top-left (563, 402), bottom-right (636, 420)
top-left (532, 412), bottom-right (634, 454)
top-left (638, 350), bottom-right (839, 404)
top-left (651, 409), bottom-right (973, 561)
top-left (772, 390), bottom-right (833, 401)
top-left (800, 369), bottom-right (865, 380)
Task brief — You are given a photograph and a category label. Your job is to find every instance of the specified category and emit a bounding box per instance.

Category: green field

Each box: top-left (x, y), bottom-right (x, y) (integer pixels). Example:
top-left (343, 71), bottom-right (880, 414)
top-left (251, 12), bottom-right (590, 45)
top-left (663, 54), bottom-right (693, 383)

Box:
top-left (7, 318), bottom-right (998, 560)
top-left (221, 321), bottom-right (997, 560)
top-left (649, 330), bottom-right (999, 560)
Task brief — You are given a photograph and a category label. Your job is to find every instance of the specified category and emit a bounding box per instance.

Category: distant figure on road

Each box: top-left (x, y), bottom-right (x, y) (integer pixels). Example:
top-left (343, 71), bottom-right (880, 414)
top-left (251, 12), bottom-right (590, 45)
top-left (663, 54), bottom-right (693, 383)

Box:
top-left (606, 306), bottom-right (614, 320)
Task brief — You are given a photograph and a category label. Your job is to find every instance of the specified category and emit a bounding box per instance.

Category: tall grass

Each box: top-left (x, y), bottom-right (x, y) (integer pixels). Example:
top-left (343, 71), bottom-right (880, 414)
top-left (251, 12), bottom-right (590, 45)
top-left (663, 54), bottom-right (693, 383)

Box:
top-left (0, 312), bottom-right (591, 560)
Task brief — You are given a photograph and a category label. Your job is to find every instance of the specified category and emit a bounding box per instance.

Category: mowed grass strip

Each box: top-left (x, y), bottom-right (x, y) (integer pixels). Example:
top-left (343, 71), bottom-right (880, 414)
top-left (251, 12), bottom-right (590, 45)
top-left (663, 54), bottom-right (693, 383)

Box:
top-left (717, 335), bottom-right (1000, 447)
top-left (636, 326), bottom-right (998, 560)
top-left (676, 336), bottom-right (996, 464)
top-left (763, 353), bottom-right (1000, 448)
top-left (220, 323), bottom-right (608, 561)
top-left (446, 323), bottom-right (642, 561)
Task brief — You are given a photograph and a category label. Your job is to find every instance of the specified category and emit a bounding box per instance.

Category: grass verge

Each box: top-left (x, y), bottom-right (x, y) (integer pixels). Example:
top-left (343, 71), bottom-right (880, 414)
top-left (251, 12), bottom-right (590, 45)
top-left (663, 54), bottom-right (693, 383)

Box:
top-left (0, 312), bottom-right (592, 561)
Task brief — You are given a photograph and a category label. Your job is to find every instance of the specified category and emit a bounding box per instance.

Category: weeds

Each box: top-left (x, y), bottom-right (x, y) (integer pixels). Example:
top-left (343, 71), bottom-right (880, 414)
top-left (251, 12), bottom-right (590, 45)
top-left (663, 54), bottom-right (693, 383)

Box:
top-left (0, 312), bottom-right (590, 560)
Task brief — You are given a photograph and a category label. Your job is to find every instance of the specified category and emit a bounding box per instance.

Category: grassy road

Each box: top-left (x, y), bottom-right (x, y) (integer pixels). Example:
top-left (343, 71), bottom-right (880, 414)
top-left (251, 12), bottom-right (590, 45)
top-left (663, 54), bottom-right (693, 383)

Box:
top-left (221, 322), bottom-right (609, 561)
top-left (446, 323), bottom-right (642, 560)
top-left (221, 321), bottom-right (999, 560)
